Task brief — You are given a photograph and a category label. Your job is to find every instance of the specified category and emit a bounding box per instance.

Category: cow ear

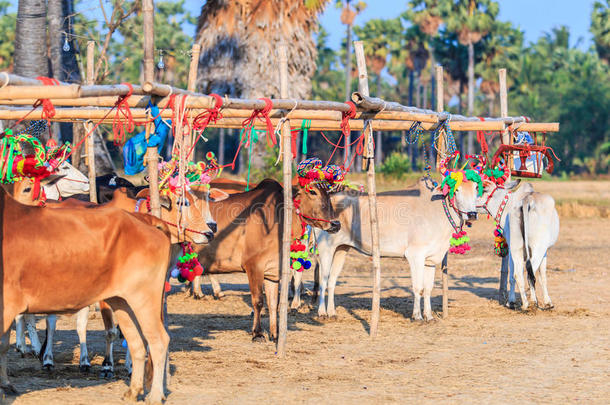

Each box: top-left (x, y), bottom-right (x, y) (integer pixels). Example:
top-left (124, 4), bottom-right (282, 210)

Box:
top-left (505, 179), bottom-right (521, 190)
top-left (135, 188), bottom-right (150, 199)
top-left (160, 195), bottom-right (172, 210)
top-left (209, 188), bottom-right (229, 202)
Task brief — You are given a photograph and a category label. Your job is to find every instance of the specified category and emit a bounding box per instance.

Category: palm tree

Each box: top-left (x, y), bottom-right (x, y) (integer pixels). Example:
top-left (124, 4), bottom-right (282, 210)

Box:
top-left (442, 0), bottom-right (498, 153)
top-left (195, 0), bottom-right (330, 171)
top-left (336, 0), bottom-right (366, 165)
top-left (591, 0), bottom-right (610, 64)
top-left (354, 17), bottom-right (402, 164)
top-left (476, 21), bottom-right (523, 115)
top-left (14, 0), bottom-right (48, 78)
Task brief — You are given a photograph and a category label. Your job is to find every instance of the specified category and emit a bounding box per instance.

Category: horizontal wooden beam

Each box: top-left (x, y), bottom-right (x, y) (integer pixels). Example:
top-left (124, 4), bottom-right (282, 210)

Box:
top-left (0, 84), bottom-right (80, 99)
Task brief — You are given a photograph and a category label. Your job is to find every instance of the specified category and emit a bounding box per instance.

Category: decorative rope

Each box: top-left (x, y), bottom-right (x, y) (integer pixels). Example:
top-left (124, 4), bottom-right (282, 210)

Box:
top-left (187, 93), bottom-right (223, 159)
top-left (112, 83), bottom-right (135, 146)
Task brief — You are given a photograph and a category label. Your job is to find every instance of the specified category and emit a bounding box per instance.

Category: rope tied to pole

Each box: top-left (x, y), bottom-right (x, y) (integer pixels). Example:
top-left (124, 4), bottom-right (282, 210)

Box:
top-left (241, 97), bottom-right (276, 148)
top-left (187, 93), bottom-right (223, 159)
top-left (112, 83), bottom-right (135, 146)
top-left (301, 119), bottom-right (311, 155)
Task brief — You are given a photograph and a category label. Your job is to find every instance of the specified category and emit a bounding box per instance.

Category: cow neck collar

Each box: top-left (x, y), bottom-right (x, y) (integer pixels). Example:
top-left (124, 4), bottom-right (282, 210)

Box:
top-left (479, 185), bottom-right (512, 229)
top-left (441, 195), bottom-right (463, 234)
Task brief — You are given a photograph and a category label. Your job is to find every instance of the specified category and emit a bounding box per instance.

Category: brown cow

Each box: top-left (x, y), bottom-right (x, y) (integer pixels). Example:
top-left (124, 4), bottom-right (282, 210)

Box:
top-left (0, 185), bottom-right (173, 403)
top-left (190, 178), bottom-right (340, 342)
top-left (8, 177), bottom-right (219, 379)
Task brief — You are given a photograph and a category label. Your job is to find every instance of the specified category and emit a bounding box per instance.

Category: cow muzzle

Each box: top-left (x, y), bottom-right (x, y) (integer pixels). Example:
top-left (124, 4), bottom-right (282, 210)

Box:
top-left (327, 220), bottom-right (341, 234)
top-left (467, 212), bottom-right (478, 221)
top-left (207, 221), bottom-right (217, 233)
top-left (204, 231), bottom-right (215, 242)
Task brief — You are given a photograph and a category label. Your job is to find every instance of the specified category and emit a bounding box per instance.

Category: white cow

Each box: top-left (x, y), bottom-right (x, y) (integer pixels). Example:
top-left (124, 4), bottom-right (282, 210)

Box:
top-left (478, 180), bottom-right (559, 310)
top-left (293, 177), bottom-right (483, 321)
top-left (14, 161), bottom-right (91, 369)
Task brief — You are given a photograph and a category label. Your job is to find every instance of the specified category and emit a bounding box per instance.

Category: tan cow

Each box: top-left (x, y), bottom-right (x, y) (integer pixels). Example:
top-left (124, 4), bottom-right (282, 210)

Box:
top-left (0, 184), bottom-right (177, 403)
top-left (190, 178), bottom-right (340, 342)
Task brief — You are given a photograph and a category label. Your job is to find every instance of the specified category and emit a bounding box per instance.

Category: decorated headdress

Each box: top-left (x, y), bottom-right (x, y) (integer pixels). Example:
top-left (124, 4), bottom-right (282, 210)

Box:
top-left (296, 157), bottom-right (348, 193)
top-left (157, 151), bottom-right (220, 195)
top-left (439, 151), bottom-right (484, 199)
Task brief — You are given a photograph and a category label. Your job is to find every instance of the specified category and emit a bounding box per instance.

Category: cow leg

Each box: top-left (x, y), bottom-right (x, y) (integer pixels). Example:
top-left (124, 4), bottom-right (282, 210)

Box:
top-left (499, 256), bottom-right (509, 305)
top-left (511, 254), bottom-right (529, 310)
top-left (100, 301), bottom-right (118, 378)
top-left (422, 263), bottom-right (436, 321)
top-left (538, 255), bottom-right (553, 309)
top-left (41, 315), bottom-right (56, 370)
top-left (127, 301), bottom-right (169, 405)
top-left (247, 268), bottom-right (266, 342)
top-left (327, 248), bottom-right (348, 318)
top-left (25, 314), bottom-right (42, 357)
top-left (107, 299), bottom-right (146, 402)
top-left (15, 315), bottom-right (28, 356)
top-left (316, 247), bottom-right (335, 318)
top-left (191, 275), bottom-right (204, 300)
top-left (290, 270), bottom-right (303, 310)
top-left (209, 274), bottom-right (224, 299)
top-left (406, 253), bottom-right (425, 320)
top-left (75, 307), bottom-right (91, 372)
top-left (264, 279), bottom-right (279, 342)
top-left (0, 332), bottom-right (17, 396)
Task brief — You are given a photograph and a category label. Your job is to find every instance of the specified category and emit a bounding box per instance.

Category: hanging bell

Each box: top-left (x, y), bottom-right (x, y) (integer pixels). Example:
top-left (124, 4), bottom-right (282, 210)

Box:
top-left (157, 53), bottom-right (165, 69)
top-left (62, 36), bottom-right (70, 52)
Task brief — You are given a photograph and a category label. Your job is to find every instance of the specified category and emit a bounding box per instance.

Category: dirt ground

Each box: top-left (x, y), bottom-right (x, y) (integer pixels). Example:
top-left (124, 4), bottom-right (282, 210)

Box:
top-left (5, 181), bottom-right (610, 404)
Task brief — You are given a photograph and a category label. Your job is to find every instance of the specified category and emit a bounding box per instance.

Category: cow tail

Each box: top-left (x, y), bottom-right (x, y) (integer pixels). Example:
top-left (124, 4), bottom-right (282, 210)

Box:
top-left (522, 196), bottom-right (536, 287)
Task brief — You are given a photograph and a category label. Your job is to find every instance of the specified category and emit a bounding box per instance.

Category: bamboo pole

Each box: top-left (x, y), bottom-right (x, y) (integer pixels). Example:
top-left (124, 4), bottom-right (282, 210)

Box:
top-left (0, 84), bottom-right (80, 99)
top-left (277, 45), bottom-right (292, 359)
top-left (435, 65), bottom-right (445, 170)
top-left (85, 41), bottom-right (97, 204)
top-left (498, 68), bottom-right (510, 305)
top-left (142, 0), bottom-right (161, 218)
top-left (354, 41), bottom-right (382, 339)
top-left (186, 44), bottom-right (201, 161)
top-left (434, 65), bottom-right (449, 319)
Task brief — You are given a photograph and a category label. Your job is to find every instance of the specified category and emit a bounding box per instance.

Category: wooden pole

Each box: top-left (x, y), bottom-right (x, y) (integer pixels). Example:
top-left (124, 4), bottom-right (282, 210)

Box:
top-left (354, 41), bottom-right (382, 338)
top-left (433, 65), bottom-right (449, 319)
top-left (277, 45), bottom-right (292, 358)
top-left (85, 42), bottom-right (97, 204)
top-left (186, 44), bottom-right (201, 161)
top-left (498, 68), bottom-right (509, 304)
top-left (435, 65), bottom-right (445, 170)
top-left (142, 0), bottom-right (161, 218)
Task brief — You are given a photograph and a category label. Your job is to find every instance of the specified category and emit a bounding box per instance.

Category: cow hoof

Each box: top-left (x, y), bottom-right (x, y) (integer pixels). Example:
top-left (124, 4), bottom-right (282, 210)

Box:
top-left (424, 316), bottom-right (436, 323)
top-left (1, 383), bottom-right (18, 395)
top-left (215, 292), bottom-right (225, 299)
top-left (252, 334), bottom-right (266, 343)
top-left (122, 387), bottom-right (143, 402)
top-left (79, 364), bottom-right (91, 373)
top-left (100, 369), bottom-right (114, 379)
top-left (542, 303), bottom-right (554, 311)
top-left (42, 364), bottom-right (54, 372)
top-left (145, 392), bottom-right (166, 405)
top-left (506, 301), bottom-right (516, 310)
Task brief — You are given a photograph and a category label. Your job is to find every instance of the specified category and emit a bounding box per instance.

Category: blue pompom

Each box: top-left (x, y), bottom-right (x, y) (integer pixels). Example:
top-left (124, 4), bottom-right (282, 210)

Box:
top-left (303, 260), bottom-right (311, 269)
top-left (297, 258), bottom-right (305, 265)
top-left (170, 268), bottom-right (180, 278)
top-left (122, 339), bottom-right (128, 348)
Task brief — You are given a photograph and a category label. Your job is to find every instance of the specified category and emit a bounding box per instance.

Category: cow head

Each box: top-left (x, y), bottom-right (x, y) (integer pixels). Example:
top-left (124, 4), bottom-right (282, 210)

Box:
top-left (293, 184), bottom-right (340, 233)
top-left (293, 158), bottom-right (344, 233)
top-left (451, 179), bottom-right (481, 223)
top-left (42, 160), bottom-right (90, 200)
top-left (136, 187), bottom-right (226, 245)
top-left (10, 174), bottom-right (67, 205)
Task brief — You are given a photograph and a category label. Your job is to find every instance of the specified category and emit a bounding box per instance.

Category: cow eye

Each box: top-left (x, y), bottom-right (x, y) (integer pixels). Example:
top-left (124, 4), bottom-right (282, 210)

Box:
top-left (23, 187), bottom-right (31, 192)
top-left (177, 197), bottom-right (190, 207)
top-left (307, 189), bottom-right (317, 196)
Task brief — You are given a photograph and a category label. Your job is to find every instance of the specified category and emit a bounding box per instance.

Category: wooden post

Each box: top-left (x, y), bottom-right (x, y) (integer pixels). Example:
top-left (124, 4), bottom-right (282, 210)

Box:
top-left (85, 41), bottom-right (97, 204)
top-left (186, 44), bottom-right (201, 161)
top-left (354, 41), bottom-right (382, 338)
top-left (435, 65), bottom-right (444, 170)
top-left (142, 0), bottom-right (161, 217)
top-left (434, 65), bottom-right (449, 318)
top-left (277, 45), bottom-right (293, 358)
top-left (498, 68), bottom-right (509, 304)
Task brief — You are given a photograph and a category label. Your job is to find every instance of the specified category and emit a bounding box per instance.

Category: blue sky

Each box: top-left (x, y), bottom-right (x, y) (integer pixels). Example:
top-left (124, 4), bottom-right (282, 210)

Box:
top-left (317, 0), bottom-right (597, 50)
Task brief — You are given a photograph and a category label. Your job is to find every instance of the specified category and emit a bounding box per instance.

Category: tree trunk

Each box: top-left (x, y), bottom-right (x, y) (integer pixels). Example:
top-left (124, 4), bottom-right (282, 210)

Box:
top-left (375, 74), bottom-right (382, 165)
top-left (467, 41), bottom-right (475, 155)
top-left (345, 22), bottom-right (353, 170)
top-left (408, 70), bottom-right (414, 106)
top-left (15, 0), bottom-right (48, 78)
top-left (488, 95), bottom-right (494, 116)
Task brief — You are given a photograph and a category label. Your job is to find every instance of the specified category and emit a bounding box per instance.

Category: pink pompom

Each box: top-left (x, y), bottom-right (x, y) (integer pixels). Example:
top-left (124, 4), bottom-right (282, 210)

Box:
top-left (194, 264), bottom-right (204, 276)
